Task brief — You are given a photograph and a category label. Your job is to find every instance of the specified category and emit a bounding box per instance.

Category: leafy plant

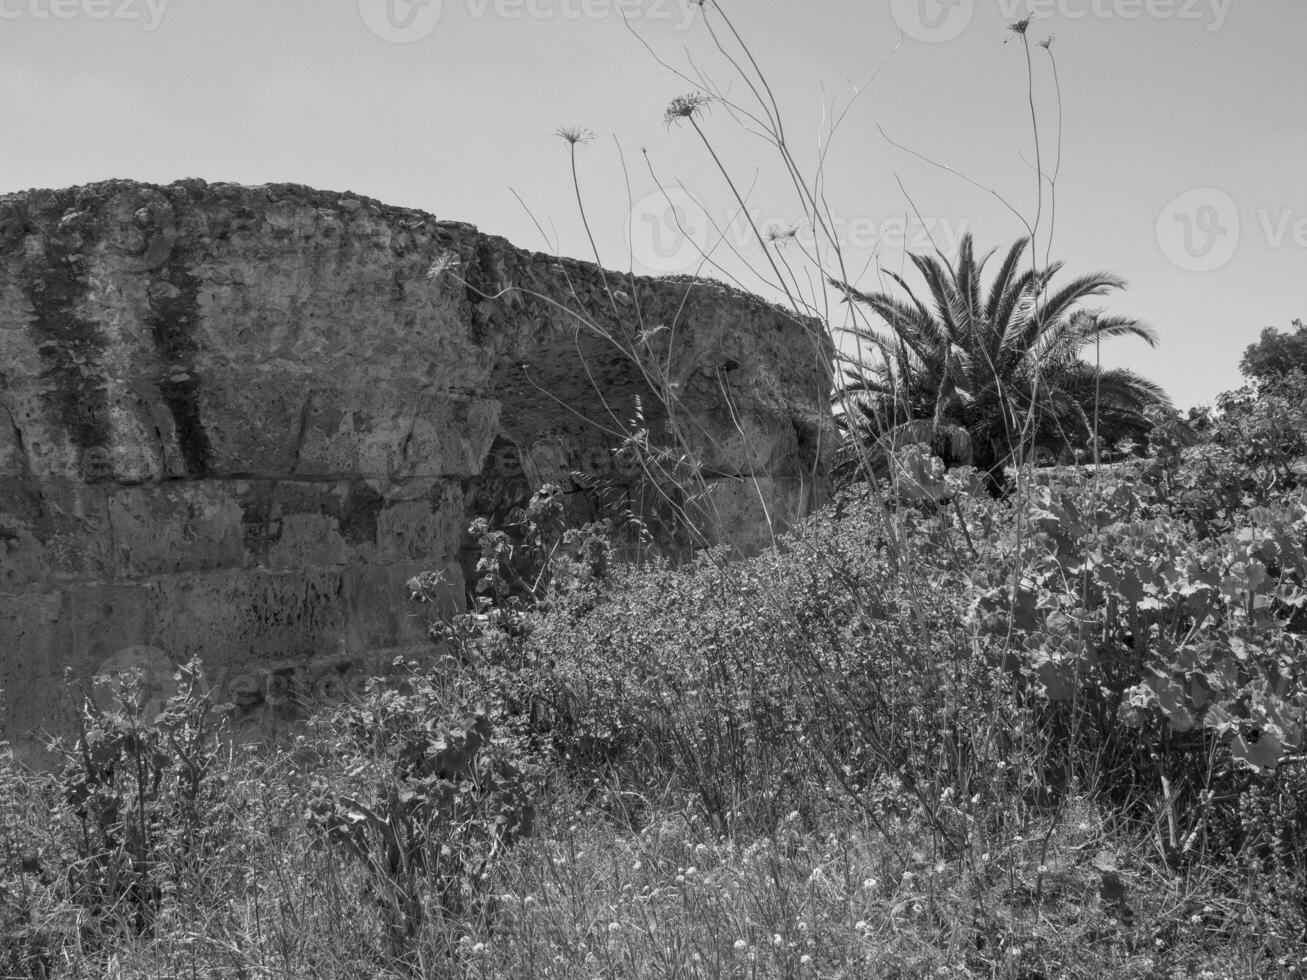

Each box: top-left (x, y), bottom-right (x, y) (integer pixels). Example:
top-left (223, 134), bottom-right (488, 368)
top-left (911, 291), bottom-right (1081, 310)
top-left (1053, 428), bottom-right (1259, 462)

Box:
top-left (46, 658), bottom-right (231, 938)
top-left (305, 670), bottom-right (540, 971)
top-left (833, 234), bottom-right (1172, 484)
top-left (1240, 317), bottom-right (1307, 385)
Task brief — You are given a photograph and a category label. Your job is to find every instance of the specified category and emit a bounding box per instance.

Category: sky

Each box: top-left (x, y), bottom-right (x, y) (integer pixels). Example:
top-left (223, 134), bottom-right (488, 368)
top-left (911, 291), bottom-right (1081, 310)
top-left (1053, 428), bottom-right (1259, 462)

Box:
top-left (0, 0), bottom-right (1303, 411)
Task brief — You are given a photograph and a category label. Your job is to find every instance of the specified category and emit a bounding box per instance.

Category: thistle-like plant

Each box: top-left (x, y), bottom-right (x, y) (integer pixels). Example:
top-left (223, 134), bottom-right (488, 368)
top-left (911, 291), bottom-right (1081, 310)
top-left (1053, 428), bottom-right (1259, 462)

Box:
top-left (663, 91), bottom-right (712, 128)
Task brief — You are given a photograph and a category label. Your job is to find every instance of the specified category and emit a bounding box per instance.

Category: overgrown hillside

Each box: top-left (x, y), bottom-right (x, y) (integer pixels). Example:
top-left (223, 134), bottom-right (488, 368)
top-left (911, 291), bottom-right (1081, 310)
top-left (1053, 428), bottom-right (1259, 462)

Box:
top-left (3, 369), bottom-right (1305, 980)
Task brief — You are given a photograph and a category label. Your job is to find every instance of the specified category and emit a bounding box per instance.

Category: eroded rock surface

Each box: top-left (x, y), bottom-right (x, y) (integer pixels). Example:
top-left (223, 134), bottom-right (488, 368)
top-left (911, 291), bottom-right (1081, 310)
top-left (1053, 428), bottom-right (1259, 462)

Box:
top-left (0, 179), bottom-right (833, 751)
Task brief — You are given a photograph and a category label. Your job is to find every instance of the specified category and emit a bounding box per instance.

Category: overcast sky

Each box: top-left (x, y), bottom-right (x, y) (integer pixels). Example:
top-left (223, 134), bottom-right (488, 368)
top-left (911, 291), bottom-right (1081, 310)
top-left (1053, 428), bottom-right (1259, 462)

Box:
top-left (1, 0), bottom-right (1302, 410)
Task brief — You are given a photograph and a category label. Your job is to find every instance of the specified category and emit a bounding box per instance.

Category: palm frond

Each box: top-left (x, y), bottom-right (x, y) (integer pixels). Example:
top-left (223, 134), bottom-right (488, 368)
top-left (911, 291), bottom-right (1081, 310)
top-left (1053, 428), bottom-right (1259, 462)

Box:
top-left (984, 237), bottom-right (1030, 323)
top-left (908, 251), bottom-right (964, 342)
top-left (1027, 272), bottom-right (1127, 333)
top-left (831, 235), bottom-right (1171, 478)
top-left (1079, 312), bottom-right (1160, 348)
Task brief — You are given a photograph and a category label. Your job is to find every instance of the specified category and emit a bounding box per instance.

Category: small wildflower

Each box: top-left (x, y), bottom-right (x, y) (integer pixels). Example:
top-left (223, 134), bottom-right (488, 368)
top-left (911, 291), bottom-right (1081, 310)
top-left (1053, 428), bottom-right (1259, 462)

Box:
top-left (800, 954), bottom-right (813, 966)
top-left (734, 939), bottom-right (748, 952)
top-left (772, 933), bottom-right (783, 946)
top-left (425, 250), bottom-right (461, 281)
top-left (855, 920), bottom-right (868, 931)
top-left (664, 91), bottom-right (712, 127)
top-left (1007, 16), bottom-right (1033, 38)
top-left (554, 126), bottom-right (595, 145)
top-left (767, 226), bottom-right (799, 247)
top-left (608, 921), bottom-right (621, 933)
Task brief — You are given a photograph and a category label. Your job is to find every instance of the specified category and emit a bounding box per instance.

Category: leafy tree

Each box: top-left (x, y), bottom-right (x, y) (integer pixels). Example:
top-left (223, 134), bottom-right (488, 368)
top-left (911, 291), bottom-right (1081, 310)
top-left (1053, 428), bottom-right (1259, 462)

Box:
top-left (1240, 318), bottom-right (1307, 385)
top-left (832, 234), bottom-right (1172, 482)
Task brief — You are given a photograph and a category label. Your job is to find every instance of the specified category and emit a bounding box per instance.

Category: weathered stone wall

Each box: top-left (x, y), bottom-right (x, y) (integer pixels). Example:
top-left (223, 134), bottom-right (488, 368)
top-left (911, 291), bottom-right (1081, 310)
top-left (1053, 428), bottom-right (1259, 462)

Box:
top-left (0, 179), bottom-right (833, 752)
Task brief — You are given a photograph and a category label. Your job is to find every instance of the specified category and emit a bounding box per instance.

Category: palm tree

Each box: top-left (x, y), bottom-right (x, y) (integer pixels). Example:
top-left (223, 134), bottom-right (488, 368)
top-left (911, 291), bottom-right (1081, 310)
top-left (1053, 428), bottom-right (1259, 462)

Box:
top-left (831, 234), bottom-right (1172, 485)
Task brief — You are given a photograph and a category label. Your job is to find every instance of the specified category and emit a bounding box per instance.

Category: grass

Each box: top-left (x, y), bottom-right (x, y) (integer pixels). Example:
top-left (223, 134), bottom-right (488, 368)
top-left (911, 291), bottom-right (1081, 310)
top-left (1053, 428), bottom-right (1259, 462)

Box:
top-left (4, 461), bottom-right (1306, 979)
top-left (2, 732), bottom-right (1296, 979)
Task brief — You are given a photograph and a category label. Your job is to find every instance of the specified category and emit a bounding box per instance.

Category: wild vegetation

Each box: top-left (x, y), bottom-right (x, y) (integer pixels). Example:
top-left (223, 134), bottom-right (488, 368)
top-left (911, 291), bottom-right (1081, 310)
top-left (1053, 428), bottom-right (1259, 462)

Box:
top-left (3, 362), bottom-right (1306, 978)
top-left (3, 5), bottom-right (1305, 979)
top-left (833, 233), bottom-right (1171, 481)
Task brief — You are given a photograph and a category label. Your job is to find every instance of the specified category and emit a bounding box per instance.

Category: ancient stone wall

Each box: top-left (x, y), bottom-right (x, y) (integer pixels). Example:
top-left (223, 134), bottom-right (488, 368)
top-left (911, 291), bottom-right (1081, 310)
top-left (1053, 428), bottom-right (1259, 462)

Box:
top-left (0, 179), bottom-right (833, 753)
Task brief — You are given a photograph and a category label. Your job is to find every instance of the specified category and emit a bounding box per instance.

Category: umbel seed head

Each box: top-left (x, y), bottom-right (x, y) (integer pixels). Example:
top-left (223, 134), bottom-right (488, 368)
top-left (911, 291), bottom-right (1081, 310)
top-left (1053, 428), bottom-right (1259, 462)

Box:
top-left (664, 92), bottom-right (712, 128)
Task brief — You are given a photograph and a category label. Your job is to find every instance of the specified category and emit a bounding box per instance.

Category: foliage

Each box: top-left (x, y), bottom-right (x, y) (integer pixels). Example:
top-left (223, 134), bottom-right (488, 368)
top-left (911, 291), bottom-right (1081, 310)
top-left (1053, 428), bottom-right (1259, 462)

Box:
top-left (305, 668), bottom-right (541, 971)
top-left (0, 658), bottom-right (235, 976)
top-left (5, 378), bottom-right (1307, 977)
top-left (1240, 318), bottom-right (1307, 385)
top-left (833, 234), bottom-right (1172, 482)
top-left (52, 659), bottom-right (231, 935)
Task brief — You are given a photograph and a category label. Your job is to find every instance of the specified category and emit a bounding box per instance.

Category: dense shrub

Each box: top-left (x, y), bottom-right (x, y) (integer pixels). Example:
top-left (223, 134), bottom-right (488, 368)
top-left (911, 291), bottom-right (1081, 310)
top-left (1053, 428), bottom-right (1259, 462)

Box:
top-left (431, 380), bottom-right (1307, 951)
top-left (305, 667), bottom-right (541, 970)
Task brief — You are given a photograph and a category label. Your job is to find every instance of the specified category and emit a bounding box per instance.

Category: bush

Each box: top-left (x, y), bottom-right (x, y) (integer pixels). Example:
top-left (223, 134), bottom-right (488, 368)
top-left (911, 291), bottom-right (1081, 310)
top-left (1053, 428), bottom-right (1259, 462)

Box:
top-left (305, 666), bottom-right (541, 971)
top-left (51, 659), bottom-right (232, 935)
